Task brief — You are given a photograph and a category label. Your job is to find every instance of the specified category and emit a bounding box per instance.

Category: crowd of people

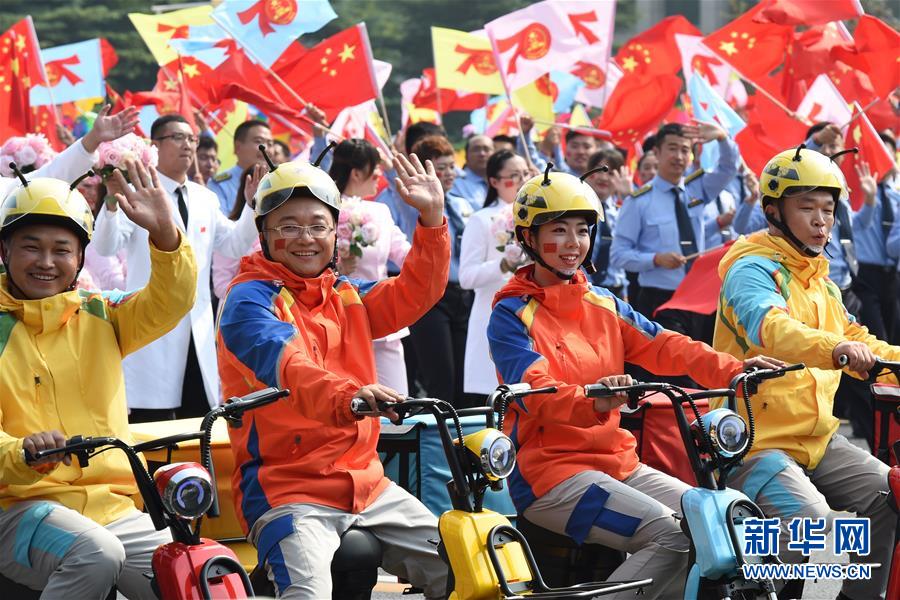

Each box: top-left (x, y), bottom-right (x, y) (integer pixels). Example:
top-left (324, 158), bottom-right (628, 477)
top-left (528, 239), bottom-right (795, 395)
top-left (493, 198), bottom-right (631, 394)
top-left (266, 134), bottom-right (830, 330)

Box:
top-left (0, 89), bottom-right (899, 600)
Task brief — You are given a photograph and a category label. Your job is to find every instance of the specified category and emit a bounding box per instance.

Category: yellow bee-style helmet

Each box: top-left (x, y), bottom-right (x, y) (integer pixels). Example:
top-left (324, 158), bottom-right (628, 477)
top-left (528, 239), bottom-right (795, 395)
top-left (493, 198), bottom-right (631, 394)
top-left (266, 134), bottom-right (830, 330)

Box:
top-left (254, 160), bottom-right (341, 228)
top-left (0, 177), bottom-right (93, 244)
top-left (513, 170), bottom-right (604, 234)
top-left (759, 146), bottom-right (846, 205)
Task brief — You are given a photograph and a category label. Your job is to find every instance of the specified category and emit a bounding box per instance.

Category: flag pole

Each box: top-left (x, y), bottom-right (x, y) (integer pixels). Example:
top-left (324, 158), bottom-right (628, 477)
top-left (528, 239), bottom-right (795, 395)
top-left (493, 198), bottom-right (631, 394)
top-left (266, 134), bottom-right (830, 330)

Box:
top-left (485, 30), bottom-right (536, 171)
top-left (720, 60), bottom-right (810, 126)
top-left (358, 23), bottom-right (393, 142)
top-left (210, 12), bottom-right (344, 140)
top-left (429, 31), bottom-right (445, 122)
top-left (26, 17), bottom-right (63, 125)
top-left (533, 119), bottom-right (611, 139)
top-left (840, 97), bottom-right (881, 130)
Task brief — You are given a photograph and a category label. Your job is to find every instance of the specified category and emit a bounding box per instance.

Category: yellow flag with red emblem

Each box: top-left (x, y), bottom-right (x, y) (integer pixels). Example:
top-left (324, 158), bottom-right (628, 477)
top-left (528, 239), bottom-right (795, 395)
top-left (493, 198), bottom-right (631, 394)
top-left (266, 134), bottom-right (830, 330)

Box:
top-left (511, 75), bottom-right (554, 133)
top-left (431, 27), bottom-right (504, 95)
top-left (129, 6), bottom-right (215, 67)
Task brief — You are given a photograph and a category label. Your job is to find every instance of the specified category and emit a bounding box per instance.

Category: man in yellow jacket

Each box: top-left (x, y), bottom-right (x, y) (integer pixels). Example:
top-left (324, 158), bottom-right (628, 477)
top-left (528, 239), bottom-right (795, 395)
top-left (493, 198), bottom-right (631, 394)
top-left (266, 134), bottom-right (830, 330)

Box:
top-left (0, 161), bottom-right (197, 599)
top-left (715, 147), bottom-right (899, 600)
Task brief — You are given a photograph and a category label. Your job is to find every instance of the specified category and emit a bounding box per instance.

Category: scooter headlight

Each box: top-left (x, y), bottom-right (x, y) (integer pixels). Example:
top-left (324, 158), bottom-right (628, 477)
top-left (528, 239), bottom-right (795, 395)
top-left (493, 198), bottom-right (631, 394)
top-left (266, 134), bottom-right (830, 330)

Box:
top-left (153, 462), bottom-right (214, 520)
top-left (462, 429), bottom-right (516, 481)
top-left (693, 409), bottom-right (748, 459)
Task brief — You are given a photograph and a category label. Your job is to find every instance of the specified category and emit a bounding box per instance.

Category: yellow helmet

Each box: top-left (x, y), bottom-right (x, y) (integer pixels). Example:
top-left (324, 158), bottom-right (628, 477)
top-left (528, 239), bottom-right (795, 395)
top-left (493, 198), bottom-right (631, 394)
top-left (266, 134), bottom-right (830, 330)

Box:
top-left (254, 160), bottom-right (341, 228)
top-left (759, 146), bottom-right (846, 204)
top-left (513, 170), bottom-right (603, 233)
top-left (0, 177), bottom-right (93, 244)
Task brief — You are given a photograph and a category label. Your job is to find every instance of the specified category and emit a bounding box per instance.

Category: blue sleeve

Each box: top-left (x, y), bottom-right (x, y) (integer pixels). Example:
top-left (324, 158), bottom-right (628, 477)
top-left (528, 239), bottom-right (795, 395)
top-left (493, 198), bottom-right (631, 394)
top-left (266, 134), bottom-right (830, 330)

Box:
top-left (700, 138), bottom-right (740, 202)
top-left (219, 281), bottom-right (297, 388)
top-left (720, 257), bottom-right (786, 347)
top-left (733, 201), bottom-right (767, 235)
top-left (610, 198), bottom-right (656, 272)
top-left (888, 215), bottom-right (900, 260)
top-left (487, 298), bottom-right (545, 385)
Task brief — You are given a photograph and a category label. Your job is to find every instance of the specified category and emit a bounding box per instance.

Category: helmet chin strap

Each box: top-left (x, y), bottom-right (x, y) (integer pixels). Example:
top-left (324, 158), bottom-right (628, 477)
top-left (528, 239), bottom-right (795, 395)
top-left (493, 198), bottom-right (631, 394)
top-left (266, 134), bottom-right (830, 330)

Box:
top-left (765, 201), bottom-right (822, 258)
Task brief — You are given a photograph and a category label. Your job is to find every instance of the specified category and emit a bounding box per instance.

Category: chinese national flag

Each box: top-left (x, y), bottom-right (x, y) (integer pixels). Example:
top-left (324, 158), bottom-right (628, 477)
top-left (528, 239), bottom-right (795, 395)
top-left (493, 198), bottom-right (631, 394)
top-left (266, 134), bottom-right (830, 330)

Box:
top-left (655, 241), bottom-right (735, 316)
top-left (593, 74), bottom-right (682, 147)
top-left (275, 24), bottom-right (379, 122)
top-left (0, 17), bottom-right (48, 143)
top-left (841, 104), bottom-right (896, 210)
top-left (412, 68), bottom-right (487, 114)
top-left (704, 2), bottom-right (793, 81)
top-left (734, 92), bottom-right (807, 175)
top-left (614, 16), bottom-right (700, 77)
top-left (831, 16), bottom-right (900, 100)
top-left (753, 0), bottom-right (863, 26)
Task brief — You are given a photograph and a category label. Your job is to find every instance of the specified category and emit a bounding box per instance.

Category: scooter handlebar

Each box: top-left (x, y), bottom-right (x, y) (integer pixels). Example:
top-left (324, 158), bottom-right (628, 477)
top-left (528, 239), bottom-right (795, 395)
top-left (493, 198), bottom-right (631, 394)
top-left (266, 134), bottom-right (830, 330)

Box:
top-left (27, 435), bottom-right (115, 463)
top-left (222, 387), bottom-right (289, 416)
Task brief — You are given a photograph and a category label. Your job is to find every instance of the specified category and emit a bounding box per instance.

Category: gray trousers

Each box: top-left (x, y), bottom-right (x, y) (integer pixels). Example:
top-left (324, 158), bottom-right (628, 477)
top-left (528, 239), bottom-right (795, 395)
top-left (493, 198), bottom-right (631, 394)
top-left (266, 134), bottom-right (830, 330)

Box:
top-left (730, 434), bottom-right (893, 600)
top-left (249, 482), bottom-right (448, 599)
top-left (0, 501), bottom-right (171, 600)
top-left (523, 465), bottom-right (692, 600)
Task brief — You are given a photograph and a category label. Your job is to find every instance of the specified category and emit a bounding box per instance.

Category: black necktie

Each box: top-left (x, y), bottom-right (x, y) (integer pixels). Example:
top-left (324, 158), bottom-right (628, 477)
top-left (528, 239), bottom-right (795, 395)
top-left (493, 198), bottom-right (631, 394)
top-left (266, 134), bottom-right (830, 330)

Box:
top-left (673, 188), bottom-right (698, 261)
top-left (835, 199), bottom-right (858, 277)
top-left (880, 184), bottom-right (894, 240)
top-left (591, 206), bottom-right (612, 284)
top-left (176, 186), bottom-right (188, 229)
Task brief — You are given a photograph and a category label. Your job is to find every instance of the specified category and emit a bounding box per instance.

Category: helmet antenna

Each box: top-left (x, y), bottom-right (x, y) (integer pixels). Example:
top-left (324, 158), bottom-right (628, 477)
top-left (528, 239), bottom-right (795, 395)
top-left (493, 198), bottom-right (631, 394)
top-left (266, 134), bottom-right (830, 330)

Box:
top-left (258, 144), bottom-right (278, 172)
top-left (792, 144), bottom-right (806, 162)
top-left (580, 165), bottom-right (609, 182)
top-left (542, 162), bottom-right (554, 186)
top-left (313, 141), bottom-right (336, 167)
top-left (9, 163), bottom-right (28, 187)
top-left (70, 170), bottom-right (96, 190)
top-left (829, 148), bottom-right (858, 162)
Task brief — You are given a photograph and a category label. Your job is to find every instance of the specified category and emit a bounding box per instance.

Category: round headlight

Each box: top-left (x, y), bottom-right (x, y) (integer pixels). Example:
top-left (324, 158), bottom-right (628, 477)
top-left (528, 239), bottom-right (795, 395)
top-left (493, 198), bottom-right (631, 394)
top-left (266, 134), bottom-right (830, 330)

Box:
top-left (154, 462), bottom-right (214, 520)
top-left (695, 409), bottom-right (748, 458)
top-left (480, 433), bottom-right (516, 481)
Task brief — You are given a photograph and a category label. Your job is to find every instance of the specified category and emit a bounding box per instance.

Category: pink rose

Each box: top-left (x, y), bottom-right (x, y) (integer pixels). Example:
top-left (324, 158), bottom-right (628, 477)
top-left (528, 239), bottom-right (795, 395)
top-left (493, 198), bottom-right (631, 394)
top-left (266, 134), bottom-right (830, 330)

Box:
top-left (504, 243), bottom-right (524, 264)
top-left (336, 223), bottom-right (353, 240)
top-left (361, 222), bottom-right (379, 245)
top-left (337, 238), bottom-right (351, 256)
top-left (2, 137), bottom-right (26, 154)
top-left (15, 146), bottom-right (37, 167)
top-left (27, 134), bottom-right (49, 152)
top-left (141, 144), bottom-right (159, 168)
top-left (338, 210), bottom-right (351, 225)
top-left (101, 148), bottom-right (122, 168)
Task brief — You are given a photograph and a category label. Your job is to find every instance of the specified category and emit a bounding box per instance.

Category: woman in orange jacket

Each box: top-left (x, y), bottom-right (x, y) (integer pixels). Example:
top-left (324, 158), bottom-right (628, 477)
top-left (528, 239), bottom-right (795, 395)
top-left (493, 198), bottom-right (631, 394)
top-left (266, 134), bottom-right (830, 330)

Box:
top-left (487, 168), bottom-right (781, 600)
top-left (216, 153), bottom-right (450, 599)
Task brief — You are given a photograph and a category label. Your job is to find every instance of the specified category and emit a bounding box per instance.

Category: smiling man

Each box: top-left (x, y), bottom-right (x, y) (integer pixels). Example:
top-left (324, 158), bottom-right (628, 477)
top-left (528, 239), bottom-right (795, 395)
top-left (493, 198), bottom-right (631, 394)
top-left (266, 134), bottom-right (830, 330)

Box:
top-left (216, 154), bottom-right (450, 599)
top-left (714, 147), bottom-right (900, 600)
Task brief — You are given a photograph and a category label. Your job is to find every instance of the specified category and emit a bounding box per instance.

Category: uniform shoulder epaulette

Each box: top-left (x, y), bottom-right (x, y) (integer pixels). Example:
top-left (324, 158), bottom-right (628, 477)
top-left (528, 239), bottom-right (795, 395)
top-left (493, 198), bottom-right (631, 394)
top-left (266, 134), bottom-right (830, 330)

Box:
top-left (684, 169), bottom-right (705, 184)
top-left (213, 172), bottom-right (232, 183)
top-left (630, 183), bottom-right (652, 198)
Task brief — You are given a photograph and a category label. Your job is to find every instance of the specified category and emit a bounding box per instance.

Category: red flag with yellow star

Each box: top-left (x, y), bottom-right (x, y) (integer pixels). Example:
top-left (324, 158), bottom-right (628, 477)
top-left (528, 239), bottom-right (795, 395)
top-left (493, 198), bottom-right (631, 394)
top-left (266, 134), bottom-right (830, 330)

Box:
top-left (613, 16), bottom-right (700, 78)
top-left (703, 2), bottom-right (793, 81)
top-left (593, 73), bottom-right (682, 147)
top-left (841, 103), bottom-right (896, 210)
top-left (0, 17), bottom-right (49, 143)
top-left (831, 16), bottom-right (900, 100)
top-left (275, 23), bottom-right (379, 121)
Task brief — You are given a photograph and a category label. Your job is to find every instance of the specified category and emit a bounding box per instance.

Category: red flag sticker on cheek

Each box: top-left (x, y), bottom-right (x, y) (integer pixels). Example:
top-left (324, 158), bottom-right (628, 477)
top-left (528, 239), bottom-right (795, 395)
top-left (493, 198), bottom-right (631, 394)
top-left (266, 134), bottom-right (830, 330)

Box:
top-left (542, 243), bottom-right (558, 253)
top-left (503, 180), bottom-right (517, 188)
top-left (274, 238), bottom-right (287, 250)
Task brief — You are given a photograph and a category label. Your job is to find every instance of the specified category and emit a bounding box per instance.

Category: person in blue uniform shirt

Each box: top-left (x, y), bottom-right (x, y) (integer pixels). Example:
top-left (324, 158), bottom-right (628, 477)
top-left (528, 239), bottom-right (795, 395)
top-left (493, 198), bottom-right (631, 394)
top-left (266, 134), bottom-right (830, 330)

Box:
top-left (206, 119), bottom-right (273, 215)
top-left (610, 121), bottom-right (738, 333)
top-left (583, 148), bottom-right (631, 299)
top-left (449, 134), bottom-right (493, 209)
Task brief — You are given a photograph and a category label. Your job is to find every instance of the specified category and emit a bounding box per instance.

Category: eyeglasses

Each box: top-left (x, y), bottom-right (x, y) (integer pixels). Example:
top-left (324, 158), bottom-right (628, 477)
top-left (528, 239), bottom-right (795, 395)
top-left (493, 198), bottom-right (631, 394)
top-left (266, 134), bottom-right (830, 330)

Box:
top-left (498, 172), bottom-right (529, 183)
top-left (154, 133), bottom-right (199, 145)
top-left (264, 224), bottom-right (334, 239)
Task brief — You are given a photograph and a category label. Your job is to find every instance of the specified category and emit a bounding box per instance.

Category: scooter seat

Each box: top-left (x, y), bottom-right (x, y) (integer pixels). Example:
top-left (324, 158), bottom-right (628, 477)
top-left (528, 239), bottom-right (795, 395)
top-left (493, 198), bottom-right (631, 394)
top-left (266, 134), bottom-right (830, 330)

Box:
top-left (331, 527), bottom-right (383, 571)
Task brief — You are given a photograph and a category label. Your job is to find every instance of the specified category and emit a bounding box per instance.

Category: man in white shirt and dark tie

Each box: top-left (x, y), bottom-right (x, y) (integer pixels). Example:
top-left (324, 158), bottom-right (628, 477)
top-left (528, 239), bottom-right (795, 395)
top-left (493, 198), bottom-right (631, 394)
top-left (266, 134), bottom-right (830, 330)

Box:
top-left (92, 115), bottom-right (259, 421)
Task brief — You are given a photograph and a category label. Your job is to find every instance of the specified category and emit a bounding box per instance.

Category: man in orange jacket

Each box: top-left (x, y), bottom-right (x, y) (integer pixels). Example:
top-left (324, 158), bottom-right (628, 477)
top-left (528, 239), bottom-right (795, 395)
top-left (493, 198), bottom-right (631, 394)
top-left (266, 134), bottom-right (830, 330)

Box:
top-left (216, 154), bottom-right (450, 599)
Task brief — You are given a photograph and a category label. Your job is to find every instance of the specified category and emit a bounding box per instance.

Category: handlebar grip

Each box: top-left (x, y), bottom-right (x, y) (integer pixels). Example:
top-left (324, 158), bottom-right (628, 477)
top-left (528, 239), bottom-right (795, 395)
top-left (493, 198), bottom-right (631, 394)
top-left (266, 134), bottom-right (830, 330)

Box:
top-left (584, 383), bottom-right (612, 398)
top-left (350, 398), bottom-right (392, 415)
top-left (224, 387), bottom-right (289, 413)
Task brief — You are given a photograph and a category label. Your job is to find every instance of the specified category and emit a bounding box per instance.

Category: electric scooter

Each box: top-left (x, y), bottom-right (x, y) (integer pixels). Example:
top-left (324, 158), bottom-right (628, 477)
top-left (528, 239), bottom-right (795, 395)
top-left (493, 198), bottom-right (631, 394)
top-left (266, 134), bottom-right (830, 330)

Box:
top-left (585, 364), bottom-right (804, 600)
top-left (22, 387), bottom-right (288, 600)
top-left (352, 386), bottom-right (654, 600)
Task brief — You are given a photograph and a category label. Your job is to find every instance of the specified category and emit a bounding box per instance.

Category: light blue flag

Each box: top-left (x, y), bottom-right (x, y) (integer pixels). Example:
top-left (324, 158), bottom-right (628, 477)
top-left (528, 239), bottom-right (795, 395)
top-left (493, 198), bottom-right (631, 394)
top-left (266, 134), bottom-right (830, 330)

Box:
top-left (30, 39), bottom-right (104, 106)
top-left (167, 25), bottom-right (231, 70)
top-left (549, 70), bottom-right (584, 115)
top-left (212, 0), bottom-right (337, 68)
top-left (688, 74), bottom-right (745, 171)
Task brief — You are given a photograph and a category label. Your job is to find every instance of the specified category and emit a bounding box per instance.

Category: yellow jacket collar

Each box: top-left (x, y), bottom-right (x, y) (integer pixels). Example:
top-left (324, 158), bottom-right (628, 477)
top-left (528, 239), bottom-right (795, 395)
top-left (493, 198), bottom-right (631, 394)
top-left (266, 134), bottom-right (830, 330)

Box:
top-left (720, 232), bottom-right (830, 287)
top-left (0, 275), bottom-right (82, 333)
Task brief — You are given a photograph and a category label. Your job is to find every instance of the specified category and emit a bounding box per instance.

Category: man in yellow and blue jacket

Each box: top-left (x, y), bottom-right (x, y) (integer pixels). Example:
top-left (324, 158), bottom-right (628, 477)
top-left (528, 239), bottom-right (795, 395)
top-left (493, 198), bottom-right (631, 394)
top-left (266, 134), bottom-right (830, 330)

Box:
top-left (714, 147), bottom-right (900, 600)
top-left (0, 161), bottom-right (197, 599)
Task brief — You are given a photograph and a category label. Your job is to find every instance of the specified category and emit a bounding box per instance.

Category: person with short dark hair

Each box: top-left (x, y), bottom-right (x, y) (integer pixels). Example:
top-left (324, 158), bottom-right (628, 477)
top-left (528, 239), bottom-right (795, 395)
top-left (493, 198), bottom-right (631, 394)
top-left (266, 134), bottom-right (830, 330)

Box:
top-left (491, 134), bottom-right (516, 153)
top-left (611, 121), bottom-right (738, 332)
top-left (271, 139), bottom-right (292, 164)
top-left (207, 119), bottom-right (273, 214)
top-left (583, 149), bottom-right (630, 298)
top-left (93, 115), bottom-right (260, 421)
top-left (449, 134), bottom-right (494, 208)
top-left (195, 136), bottom-right (219, 185)
top-left (560, 130), bottom-right (597, 175)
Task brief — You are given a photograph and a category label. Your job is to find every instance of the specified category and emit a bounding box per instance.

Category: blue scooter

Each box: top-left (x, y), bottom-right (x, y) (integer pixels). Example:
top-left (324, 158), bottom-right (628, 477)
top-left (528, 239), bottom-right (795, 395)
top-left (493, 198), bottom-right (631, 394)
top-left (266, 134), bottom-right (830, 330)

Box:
top-left (586, 364), bottom-right (804, 600)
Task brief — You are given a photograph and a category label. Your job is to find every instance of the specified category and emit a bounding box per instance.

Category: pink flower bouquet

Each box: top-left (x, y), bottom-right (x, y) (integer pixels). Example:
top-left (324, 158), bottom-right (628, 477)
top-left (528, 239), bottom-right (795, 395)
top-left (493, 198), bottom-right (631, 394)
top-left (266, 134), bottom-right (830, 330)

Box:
top-left (490, 203), bottom-right (525, 263)
top-left (0, 134), bottom-right (57, 176)
top-left (95, 133), bottom-right (158, 181)
top-left (337, 196), bottom-right (380, 258)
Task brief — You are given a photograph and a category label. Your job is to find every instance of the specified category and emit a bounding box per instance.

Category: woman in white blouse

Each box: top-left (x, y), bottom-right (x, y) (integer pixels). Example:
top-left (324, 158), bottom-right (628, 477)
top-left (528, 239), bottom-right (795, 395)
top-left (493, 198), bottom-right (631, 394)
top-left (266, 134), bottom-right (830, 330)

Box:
top-left (329, 139), bottom-right (413, 394)
top-left (459, 150), bottom-right (530, 397)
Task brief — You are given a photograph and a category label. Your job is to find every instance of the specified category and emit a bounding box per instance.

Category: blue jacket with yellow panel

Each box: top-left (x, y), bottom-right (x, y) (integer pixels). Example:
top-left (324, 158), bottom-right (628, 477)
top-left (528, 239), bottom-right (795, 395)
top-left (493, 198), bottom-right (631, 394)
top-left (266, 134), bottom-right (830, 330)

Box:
top-left (0, 239), bottom-right (196, 526)
top-left (713, 231), bottom-right (900, 469)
